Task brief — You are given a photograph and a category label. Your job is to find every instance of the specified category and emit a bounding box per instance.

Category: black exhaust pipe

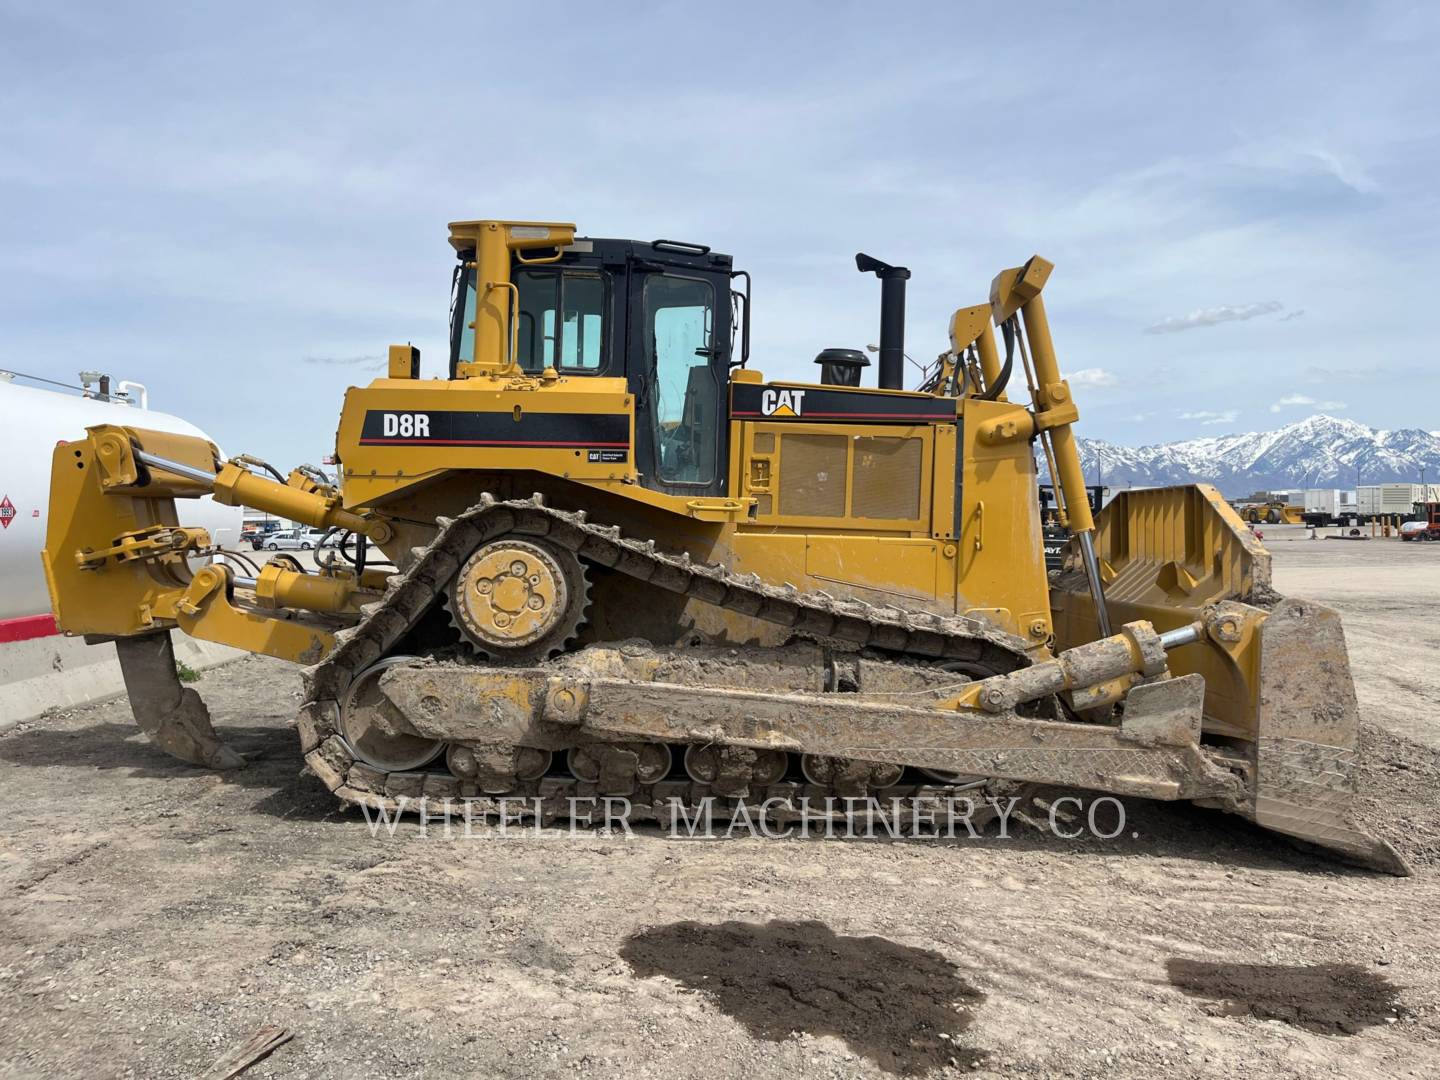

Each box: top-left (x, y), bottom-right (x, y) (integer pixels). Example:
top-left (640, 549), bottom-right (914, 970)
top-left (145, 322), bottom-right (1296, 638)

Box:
top-left (855, 253), bottom-right (910, 390)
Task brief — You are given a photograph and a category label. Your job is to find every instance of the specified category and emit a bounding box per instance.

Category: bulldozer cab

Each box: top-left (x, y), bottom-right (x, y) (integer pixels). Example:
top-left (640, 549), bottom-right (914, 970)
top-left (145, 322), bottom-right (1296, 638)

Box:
top-left (448, 235), bottom-right (738, 498)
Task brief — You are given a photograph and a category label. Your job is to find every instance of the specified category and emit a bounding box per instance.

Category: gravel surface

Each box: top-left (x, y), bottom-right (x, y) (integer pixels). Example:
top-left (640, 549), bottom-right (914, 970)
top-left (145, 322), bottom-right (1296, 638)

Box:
top-left (1, 533), bottom-right (1437, 1079)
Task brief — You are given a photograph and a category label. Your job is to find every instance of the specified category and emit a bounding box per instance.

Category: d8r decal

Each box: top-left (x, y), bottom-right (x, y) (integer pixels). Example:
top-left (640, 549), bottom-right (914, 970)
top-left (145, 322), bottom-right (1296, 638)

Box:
top-left (381, 413), bottom-right (431, 438)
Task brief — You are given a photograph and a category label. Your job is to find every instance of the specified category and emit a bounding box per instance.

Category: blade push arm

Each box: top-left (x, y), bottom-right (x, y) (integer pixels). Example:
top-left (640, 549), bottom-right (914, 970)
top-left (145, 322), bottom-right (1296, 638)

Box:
top-left (87, 424), bottom-right (390, 542)
top-left (44, 424), bottom-right (384, 655)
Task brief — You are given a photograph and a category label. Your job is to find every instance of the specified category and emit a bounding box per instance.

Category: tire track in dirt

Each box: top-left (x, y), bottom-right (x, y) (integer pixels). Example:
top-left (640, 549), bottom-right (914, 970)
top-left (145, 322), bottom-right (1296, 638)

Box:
top-left (898, 854), bottom-right (1433, 1076)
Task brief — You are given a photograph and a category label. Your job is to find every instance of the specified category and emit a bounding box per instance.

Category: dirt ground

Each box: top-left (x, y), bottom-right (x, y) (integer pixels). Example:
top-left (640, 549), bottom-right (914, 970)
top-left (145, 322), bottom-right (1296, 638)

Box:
top-left (1268, 527), bottom-right (1440, 751)
top-left (2, 532), bottom-right (1438, 1079)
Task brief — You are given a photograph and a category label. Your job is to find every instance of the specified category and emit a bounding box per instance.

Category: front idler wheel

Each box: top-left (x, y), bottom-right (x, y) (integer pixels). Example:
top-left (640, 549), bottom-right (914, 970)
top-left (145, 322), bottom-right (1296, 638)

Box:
top-left (340, 656), bottom-right (444, 772)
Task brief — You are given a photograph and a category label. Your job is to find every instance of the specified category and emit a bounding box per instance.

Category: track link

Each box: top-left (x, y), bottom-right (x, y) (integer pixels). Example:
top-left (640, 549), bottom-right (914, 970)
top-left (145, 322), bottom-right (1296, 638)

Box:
top-left (296, 494), bottom-right (1035, 820)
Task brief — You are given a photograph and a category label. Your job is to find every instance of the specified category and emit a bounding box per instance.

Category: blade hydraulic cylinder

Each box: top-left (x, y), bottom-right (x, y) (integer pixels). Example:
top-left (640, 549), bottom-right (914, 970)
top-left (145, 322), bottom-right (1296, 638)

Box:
top-left (136, 449), bottom-right (385, 541)
top-left (991, 256), bottom-right (1112, 636)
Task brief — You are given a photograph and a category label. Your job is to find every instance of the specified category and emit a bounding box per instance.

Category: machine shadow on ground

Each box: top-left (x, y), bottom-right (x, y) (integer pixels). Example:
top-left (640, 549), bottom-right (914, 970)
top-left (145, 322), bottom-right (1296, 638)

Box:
top-left (621, 918), bottom-right (989, 1074)
top-left (0, 719), bottom-right (292, 786)
top-left (1165, 958), bottom-right (1405, 1035)
top-left (0, 717), bottom-right (353, 823)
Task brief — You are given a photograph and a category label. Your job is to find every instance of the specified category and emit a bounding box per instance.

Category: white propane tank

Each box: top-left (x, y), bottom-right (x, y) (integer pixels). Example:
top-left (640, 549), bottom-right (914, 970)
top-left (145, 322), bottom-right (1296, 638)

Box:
top-left (0, 376), bottom-right (243, 632)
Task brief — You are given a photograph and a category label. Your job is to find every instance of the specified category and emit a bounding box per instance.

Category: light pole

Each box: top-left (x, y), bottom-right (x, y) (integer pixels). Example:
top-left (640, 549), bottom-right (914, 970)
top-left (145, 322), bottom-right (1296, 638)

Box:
top-left (866, 343), bottom-right (932, 386)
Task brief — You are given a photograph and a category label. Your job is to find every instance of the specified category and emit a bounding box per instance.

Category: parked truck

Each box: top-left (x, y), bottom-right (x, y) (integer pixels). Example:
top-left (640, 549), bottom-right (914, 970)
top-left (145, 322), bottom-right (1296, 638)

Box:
top-left (1400, 503), bottom-right (1440, 541)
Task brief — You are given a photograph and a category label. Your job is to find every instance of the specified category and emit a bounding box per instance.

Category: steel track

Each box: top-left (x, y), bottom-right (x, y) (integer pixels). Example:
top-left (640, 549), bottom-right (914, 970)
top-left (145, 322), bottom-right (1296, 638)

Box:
top-left (295, 494), bottom-right (1035, 819)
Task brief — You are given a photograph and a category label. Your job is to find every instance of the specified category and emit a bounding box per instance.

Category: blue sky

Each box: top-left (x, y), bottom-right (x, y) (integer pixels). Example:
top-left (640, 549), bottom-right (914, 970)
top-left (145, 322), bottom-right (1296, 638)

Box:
top-left (3, 1), bottom-right (1437, 467)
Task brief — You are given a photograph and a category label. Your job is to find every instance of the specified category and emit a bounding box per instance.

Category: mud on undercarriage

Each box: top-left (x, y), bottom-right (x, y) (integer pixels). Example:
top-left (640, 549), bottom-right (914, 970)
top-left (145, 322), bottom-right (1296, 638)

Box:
top-left (125, 495), bottom-right (1408, 876)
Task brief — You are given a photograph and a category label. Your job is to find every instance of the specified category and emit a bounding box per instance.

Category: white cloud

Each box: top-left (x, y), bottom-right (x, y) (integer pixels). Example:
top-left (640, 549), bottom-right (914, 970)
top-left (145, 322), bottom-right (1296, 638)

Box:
top-left (1280, 309), bottom-right (1306, 322)
top-left (1178, 410), bottom-right (1239, 425)
top-left (1068, 367), bottom-right (1115, 388)
top-left (1301, 147), bottom-right (1380, 195)
top-left (1269, 394), bottom-right (1347, 413)
top-left (1146, 301), bottom-right (1284, 334)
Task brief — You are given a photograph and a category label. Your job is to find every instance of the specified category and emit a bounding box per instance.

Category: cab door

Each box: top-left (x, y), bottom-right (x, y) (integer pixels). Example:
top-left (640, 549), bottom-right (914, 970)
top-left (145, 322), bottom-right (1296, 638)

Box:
top-left (626, 264), bottom-right (731, 498)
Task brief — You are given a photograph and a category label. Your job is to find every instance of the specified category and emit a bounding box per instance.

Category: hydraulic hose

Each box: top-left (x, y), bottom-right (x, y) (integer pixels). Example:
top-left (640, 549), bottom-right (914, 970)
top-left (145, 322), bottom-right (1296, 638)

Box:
top-left (977, 318), bottom-right (1015, 401)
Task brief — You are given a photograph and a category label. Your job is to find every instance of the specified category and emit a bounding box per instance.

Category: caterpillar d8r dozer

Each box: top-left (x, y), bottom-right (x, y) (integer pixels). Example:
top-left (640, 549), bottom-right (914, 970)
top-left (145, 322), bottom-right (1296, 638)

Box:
top-left (41, 220), bottom-right (1405, 873)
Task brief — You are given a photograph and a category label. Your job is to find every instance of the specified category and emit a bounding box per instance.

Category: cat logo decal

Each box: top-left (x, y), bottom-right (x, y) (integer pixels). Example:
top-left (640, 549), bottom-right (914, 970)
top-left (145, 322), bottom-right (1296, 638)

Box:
top-left (760, 388), bottom-right (806, 417)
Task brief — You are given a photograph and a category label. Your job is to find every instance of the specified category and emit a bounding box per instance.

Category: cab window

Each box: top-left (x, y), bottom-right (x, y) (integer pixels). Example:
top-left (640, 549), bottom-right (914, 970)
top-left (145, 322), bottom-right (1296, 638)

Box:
top-left (449, 265), bottom-right (477, 376)
top-left (645, 274), bottom-right (717, 484)
top-left (516, 270), bottom-right (607, 373)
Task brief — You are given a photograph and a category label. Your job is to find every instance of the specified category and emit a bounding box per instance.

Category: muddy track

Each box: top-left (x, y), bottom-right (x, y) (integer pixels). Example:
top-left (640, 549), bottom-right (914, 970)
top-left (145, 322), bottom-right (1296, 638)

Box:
top-left (293, 494), bottom-right (1036, 816)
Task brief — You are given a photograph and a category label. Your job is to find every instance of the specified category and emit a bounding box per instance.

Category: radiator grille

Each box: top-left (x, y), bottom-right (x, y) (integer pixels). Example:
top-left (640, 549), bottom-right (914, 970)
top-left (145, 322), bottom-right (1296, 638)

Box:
top-left (752, 431), bottom-right (775, 453)
top-left (852, 436), bottom-right (922, 520)
top-left (779, 434), bottom-right (847, 517)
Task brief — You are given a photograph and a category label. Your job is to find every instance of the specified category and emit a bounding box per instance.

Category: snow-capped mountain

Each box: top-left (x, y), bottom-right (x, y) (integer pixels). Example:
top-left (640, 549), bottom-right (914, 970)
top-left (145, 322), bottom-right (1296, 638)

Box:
top-left (1045, 415), bottom-right (1440, 495)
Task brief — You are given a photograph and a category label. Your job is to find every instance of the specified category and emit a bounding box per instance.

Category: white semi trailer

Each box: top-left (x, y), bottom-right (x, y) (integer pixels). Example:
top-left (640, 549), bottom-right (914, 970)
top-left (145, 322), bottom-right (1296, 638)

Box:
top-left (1356, 483), bottom-right (1440, 520)
top-left (1302, 488), bottom-right (1359, 525)
top-left (0, 373), bottom-right (241, 722)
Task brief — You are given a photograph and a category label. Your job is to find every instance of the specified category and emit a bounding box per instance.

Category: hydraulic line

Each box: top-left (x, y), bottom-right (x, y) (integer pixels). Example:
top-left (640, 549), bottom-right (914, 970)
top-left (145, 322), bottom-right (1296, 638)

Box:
top-left (230, 453), bottom-right (286, 482)
top-left (212, 548), bottom-right (263, 576)
top-left (976, 318), bottom-right (1015, 401)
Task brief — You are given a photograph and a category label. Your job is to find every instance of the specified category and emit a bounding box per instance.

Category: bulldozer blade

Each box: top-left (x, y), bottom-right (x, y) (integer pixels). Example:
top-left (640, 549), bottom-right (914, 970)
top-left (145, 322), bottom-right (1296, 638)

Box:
top-left (1250, 599), bottom-right (1408, 876)
top-left (1051, 485), bottom-right (1407, 875)
top-left (114, 632), bottom-right (246, 771)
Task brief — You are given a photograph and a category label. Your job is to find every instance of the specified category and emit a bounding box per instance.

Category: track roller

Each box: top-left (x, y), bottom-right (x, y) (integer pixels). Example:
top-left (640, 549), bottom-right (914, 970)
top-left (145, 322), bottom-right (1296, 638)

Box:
top-left (800, 754), bottom-right (904, 794)
top-left (683, 744), bottom-right (788, 796)
top-left (567, 742), bottom-right (673, 790)
top-left (446, 743), bottom-right (553, 793)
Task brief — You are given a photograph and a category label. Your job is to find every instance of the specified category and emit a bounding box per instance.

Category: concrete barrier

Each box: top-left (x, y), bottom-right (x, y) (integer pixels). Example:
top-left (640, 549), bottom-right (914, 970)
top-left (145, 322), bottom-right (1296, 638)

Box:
top-left (0, 633), bottom-right (245, 731)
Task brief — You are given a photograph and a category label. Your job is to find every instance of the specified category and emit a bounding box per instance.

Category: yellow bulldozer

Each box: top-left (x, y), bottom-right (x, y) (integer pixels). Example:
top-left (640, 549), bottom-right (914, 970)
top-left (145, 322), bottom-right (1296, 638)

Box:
top-left (41, 220), bottom-right (1404, 872)
top-left (1241, 500), bottom-right (1305, 526)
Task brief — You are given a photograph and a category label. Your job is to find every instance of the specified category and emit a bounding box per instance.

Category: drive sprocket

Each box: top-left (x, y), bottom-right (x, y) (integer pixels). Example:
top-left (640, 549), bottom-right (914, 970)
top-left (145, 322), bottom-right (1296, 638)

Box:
top-left (444, 536), bottom-right (589, 663)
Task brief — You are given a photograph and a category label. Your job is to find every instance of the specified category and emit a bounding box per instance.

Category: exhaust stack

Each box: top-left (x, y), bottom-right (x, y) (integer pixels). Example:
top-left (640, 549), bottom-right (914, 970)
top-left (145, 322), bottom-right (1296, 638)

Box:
top-left (855, 253), bottom-right (910, 390)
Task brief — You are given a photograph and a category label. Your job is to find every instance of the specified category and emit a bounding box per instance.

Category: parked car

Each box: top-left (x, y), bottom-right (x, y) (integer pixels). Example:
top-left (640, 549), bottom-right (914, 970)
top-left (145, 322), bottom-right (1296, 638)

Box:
top-left (261, 528), bottom-right (326, 551)
top-left (245, 520), bottom-right (286, 550)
